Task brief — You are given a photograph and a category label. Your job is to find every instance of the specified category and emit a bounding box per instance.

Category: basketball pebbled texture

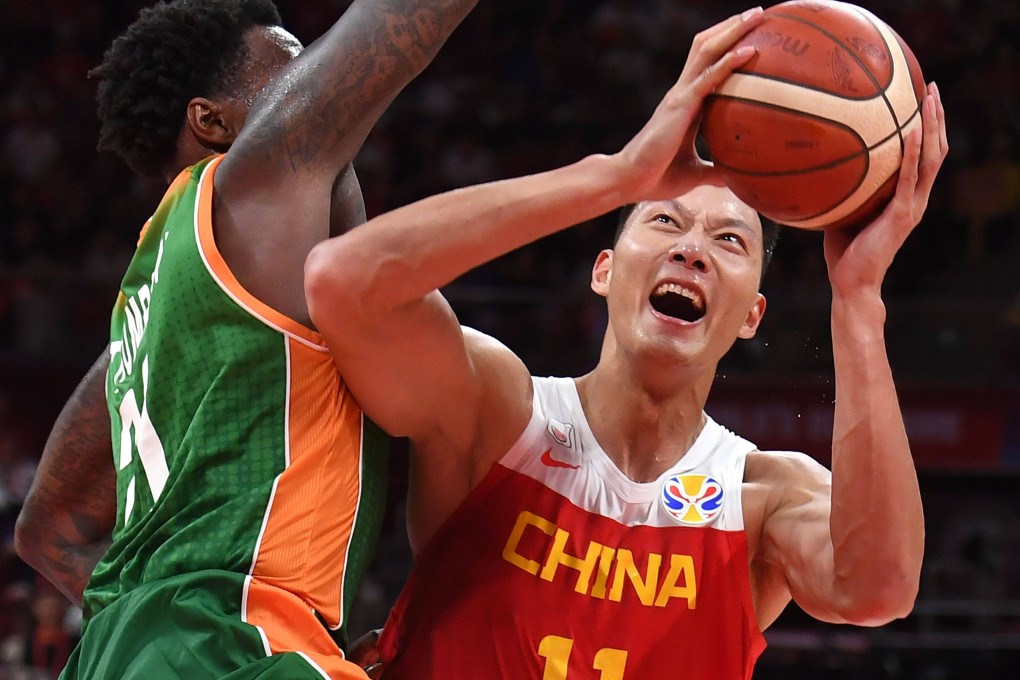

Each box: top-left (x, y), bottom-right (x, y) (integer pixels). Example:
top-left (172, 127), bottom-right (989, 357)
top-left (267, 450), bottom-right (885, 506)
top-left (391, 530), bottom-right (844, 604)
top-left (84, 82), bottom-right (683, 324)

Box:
top-left (701, 0), bottom-right (925, 230)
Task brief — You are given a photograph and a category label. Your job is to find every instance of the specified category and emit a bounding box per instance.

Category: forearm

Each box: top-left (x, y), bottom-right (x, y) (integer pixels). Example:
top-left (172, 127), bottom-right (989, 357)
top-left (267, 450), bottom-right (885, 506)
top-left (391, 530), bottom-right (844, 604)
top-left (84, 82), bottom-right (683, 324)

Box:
top-left (828, 291), bottom-right (923, 620)
top-left (241, 0), bottom-right (478, 172)
top-left (307, 154), bottom-right (625, 315)
top-left (15, 351), bottom-right (117, 606)
top-left (15, 519), bottom-right (111, 606)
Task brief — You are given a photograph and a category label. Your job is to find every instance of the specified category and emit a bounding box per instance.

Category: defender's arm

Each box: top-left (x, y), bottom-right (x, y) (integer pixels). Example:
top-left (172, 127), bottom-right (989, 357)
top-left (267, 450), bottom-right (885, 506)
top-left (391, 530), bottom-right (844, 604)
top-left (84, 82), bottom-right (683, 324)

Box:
top-left (15, 350), bottom-right (117, 606)
top-left (214, 0), bottom-right (479, 326)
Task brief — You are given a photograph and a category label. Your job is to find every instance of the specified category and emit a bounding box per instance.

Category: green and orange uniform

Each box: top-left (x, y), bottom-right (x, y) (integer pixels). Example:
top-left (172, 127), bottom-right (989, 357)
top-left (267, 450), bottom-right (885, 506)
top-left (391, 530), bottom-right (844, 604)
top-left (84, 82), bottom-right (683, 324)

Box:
top-left (60, 155), bottom-right (387, 680)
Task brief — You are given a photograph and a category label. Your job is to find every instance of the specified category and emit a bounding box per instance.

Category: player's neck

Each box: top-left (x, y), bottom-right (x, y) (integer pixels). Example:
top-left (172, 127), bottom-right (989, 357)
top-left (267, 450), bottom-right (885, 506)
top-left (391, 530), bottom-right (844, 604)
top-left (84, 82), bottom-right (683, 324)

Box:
top-left (165, 127), bottom-right (222, 184)
top-left (575, 361), bottom-right (713, 483)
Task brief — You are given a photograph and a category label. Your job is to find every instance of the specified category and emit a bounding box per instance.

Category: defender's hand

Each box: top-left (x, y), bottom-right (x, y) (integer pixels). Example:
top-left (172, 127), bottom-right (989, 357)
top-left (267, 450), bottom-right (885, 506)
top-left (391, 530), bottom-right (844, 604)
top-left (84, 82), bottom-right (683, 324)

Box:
top-left (348, 628), bottom-right (382, 679)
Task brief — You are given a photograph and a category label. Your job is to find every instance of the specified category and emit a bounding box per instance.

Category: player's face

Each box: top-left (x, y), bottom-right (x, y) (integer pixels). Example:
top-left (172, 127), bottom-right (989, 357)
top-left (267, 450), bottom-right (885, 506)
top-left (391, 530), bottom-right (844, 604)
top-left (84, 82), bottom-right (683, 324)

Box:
top-left (592, 184), bottom-right (767, 370)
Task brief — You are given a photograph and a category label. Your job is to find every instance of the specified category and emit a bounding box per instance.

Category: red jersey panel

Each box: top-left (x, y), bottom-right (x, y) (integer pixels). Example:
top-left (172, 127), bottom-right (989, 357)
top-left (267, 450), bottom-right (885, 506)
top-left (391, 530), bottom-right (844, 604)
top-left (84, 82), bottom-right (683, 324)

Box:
top-left (379, 376), bottom-right (766, 680)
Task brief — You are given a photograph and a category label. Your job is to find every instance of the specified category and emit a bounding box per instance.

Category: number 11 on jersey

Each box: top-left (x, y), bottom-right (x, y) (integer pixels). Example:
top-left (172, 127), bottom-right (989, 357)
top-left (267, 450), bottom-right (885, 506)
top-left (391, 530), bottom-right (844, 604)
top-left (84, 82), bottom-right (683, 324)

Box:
top-left (538, 635), bottom-right (628, 680)
top-left (117, 355), bottom-right (170, 523)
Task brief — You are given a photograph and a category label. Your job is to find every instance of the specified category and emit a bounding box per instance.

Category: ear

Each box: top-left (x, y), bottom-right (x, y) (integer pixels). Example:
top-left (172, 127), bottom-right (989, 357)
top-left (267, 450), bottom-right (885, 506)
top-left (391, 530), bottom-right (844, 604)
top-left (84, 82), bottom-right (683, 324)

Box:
top-left (737, 293), bottom-right (767, 339)
top-left (184, 97), bottom-right (243, 152)
top-left (590, 249), bottom-right (614, 298)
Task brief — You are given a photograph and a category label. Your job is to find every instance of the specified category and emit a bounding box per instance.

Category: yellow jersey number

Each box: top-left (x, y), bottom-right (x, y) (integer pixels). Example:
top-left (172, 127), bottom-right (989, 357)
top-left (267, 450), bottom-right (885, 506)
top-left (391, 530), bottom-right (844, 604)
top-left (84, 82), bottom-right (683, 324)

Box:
top-left (538, 635), bottom-right (628, 680)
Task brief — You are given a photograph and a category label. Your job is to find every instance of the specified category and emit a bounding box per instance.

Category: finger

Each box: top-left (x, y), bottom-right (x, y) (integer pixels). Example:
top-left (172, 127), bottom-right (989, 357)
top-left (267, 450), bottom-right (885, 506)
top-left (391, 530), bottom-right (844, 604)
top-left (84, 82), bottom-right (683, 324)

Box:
top-left (900, 128), bottom-right (922, 196)
top-left (896, 127), bottom-right (925, 228)
top-left (682, 7), bottom-right (764, 79)
top-left (662, 42), bottom-right (756, 171)
top-left (347, 628), bottom-right (381, 665)
top-left (918, 89), bottom-right (938, 178)
top-left (695, 44), bottom-right (757, 96)
top-left (869, 127), bottom-right (921, 231)
top-left (921, 83), bottom-right (942, 158)
top-left (659, 41), bottom-right (757, 144)
top-left (692, 162), bottom-right (729, 188)
top-left (915, 89), bottom-right (942, 195)
top-left (860, 127), bottom-right (922, 254)
top-left (933, 81), bottom-right (948, 158)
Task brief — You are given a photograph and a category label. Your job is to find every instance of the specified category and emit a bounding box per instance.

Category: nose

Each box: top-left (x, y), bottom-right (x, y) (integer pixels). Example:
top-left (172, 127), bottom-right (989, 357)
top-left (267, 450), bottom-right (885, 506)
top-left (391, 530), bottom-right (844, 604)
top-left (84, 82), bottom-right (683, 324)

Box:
top-left (669, 235), bottom-right (708, 272)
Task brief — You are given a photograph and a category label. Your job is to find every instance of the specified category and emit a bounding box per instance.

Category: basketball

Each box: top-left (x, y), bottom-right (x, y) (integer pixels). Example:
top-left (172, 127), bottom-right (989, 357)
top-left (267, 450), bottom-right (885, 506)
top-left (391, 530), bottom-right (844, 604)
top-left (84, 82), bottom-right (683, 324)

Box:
top-left (701, 0), bottom-right (925, 230)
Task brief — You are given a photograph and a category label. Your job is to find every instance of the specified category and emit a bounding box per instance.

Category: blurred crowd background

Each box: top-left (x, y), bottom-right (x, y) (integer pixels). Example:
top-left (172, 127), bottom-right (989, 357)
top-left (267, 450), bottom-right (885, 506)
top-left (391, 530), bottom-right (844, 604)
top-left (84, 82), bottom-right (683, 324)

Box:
top-left (1, 0), bottom-right (1019, 678)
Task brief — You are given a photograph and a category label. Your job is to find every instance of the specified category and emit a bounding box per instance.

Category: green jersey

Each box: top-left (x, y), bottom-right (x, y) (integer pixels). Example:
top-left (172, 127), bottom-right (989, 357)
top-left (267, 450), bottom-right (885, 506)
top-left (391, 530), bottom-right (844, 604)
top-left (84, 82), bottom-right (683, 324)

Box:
top-left (77, 155), bottom-right (386, 677)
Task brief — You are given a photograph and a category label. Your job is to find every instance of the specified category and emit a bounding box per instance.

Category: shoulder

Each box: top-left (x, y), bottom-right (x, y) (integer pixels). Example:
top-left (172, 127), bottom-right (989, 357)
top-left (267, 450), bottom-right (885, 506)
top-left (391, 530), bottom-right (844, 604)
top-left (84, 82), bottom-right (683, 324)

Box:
top-left (744, 450), bottom-right (831, 520)
top-left (745, 449), bottom-right (830, 483)
top-left (462, 326), bottom-right (533, 392)
top-left (441, 326), bottom-right (535, 473)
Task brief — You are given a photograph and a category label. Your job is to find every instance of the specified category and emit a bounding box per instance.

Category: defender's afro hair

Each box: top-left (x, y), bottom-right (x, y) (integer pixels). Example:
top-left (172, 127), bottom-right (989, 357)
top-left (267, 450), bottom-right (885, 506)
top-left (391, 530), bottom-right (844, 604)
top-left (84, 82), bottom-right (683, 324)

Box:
top-left (90, 0), bottom-right (282, 177)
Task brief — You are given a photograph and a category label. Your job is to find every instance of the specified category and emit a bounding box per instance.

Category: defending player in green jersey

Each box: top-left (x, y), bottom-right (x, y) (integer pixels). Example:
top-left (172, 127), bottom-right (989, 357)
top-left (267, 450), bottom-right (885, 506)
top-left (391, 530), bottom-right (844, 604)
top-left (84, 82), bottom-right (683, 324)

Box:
top-left (16, 0), bottom-right (479, 677)
top-left (78, 155), bottom-right (388, 676)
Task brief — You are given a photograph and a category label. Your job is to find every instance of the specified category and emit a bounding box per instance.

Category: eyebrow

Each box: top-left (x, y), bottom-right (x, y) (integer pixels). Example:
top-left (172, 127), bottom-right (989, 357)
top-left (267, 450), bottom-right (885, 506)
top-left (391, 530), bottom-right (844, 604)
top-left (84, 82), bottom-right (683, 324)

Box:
top-left (661, 200), bottom-right (759, 238)
top-left (666, 199), bottom-right (698, 224)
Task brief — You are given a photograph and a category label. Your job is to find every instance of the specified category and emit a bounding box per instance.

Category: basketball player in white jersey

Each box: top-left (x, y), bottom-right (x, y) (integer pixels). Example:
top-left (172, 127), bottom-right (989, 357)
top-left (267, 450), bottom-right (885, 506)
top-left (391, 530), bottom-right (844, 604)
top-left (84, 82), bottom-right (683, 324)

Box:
top-left (305, 8), bottom-right (948, 679)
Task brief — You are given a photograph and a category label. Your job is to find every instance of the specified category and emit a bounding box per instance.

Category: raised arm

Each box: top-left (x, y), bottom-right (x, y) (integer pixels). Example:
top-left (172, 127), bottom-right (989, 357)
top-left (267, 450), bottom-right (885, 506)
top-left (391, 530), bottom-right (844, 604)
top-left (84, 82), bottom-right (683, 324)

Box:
top-left (214, 0), bottom-right (480, 326)
top-left (15, 350), bottom-right (117, 606)
top-left (304, 11), bottom-right (765, 465)
top-left (227, 0), bottom-right (480, 182)
top-left (761, 83), bottom-right (948, 625)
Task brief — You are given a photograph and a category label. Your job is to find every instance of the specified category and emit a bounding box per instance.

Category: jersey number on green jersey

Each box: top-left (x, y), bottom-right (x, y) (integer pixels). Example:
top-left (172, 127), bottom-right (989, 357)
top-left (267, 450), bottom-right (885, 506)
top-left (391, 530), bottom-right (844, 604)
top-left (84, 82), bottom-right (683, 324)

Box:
top-left (118, 355), bottom-right (169, 522)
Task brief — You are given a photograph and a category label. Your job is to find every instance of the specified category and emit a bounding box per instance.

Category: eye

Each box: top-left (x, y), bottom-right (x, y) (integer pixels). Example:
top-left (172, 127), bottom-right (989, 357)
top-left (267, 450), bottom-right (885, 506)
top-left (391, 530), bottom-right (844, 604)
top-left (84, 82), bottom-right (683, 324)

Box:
top-left (654, 214), bottom-right (674, 225)
top-left (718, 232), bottom-right (748, 250)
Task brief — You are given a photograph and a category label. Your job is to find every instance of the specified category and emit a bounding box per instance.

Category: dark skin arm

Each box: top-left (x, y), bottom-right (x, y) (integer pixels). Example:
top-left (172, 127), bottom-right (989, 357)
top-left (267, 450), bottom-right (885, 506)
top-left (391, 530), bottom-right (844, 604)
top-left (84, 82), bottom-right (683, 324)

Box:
top-left (15, 0), bottom-right (477, 609)
top-left (15, 349), bottom-right (117, 606)
top-left (215, 0), bottom-right (479, 327)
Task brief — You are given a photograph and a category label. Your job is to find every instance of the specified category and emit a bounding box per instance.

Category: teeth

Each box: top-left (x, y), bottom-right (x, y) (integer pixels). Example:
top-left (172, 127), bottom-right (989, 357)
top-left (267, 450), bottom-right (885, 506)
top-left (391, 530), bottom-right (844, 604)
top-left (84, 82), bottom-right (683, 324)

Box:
top-left (652, 282), bottom-right (704, 310)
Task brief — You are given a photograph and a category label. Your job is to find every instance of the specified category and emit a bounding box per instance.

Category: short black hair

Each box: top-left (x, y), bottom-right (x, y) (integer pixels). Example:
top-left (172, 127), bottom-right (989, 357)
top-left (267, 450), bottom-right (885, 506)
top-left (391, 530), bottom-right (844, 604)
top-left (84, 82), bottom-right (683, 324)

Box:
top-left (90, 0), bottom-right (282, 177)
top-left (612, 202), bottom-right (781, 286)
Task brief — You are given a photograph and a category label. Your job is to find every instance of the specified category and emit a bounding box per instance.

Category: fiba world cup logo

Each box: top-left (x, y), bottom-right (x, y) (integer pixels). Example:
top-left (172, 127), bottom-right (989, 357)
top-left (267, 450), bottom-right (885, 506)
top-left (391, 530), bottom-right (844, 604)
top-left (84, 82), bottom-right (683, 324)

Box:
top-left (661, 474), bottom-right (725, 526)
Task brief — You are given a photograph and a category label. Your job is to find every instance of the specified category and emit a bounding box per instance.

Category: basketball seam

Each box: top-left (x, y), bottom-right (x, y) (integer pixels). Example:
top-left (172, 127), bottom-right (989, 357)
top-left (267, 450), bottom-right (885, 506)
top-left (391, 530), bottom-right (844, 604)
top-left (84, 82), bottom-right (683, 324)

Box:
top-left (772, 8), bottom-right (910, 157)
top-left (769, 9), bottom-right (893, 92)
top-left (709, 101), bottom-right (910, 177)
top-left (714, 155), bottom-right (868, 223)
top-left (707, 97), bottom-right (869, 174)
top-left (705, 4), bottom-right (924, 228)
top-left (726, 71), bottom-right (871, 101)
top-left (846, 8), bottom-right (908, 158)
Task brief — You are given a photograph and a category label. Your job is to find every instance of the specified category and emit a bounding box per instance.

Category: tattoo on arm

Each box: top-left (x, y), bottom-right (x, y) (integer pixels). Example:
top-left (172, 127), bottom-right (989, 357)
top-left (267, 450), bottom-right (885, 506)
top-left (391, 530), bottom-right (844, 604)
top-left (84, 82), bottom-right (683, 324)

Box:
top-left (244, 0), bottom-right (478, 171)
top-left (17, 351), bottom-right (117, 605)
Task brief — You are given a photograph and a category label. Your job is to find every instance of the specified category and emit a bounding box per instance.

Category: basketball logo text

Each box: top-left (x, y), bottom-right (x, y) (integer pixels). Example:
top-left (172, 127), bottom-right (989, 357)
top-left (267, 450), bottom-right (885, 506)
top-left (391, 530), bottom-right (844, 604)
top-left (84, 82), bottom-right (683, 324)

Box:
top-left (750, 30), bottom-right (810, 57)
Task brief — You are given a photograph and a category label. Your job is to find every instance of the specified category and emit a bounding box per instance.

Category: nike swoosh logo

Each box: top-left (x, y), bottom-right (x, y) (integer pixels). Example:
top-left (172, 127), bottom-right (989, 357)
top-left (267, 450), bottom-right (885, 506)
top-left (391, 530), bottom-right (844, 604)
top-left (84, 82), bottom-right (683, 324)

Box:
top-left (540, 448), bottom-right (580, 470)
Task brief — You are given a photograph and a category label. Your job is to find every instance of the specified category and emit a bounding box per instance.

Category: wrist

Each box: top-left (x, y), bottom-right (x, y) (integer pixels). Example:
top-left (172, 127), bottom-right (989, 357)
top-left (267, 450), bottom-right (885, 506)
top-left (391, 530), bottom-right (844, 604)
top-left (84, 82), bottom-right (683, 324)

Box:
top-left (831, 290), bottom-right (887, 340)
top-left (594, 151), bottom-right (650, 208)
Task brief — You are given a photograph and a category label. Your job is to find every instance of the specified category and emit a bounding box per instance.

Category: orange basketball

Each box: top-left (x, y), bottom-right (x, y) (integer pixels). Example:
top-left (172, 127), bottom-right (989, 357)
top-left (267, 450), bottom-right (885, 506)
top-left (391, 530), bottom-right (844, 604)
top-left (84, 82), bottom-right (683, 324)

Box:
top-left (701, 0), bottom-right (925, 230)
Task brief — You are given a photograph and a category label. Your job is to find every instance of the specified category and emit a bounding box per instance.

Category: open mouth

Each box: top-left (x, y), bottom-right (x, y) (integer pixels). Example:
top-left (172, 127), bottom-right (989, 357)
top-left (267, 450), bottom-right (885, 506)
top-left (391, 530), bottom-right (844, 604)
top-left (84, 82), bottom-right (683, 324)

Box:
top-left (649, 282), bottom-right (706, 322)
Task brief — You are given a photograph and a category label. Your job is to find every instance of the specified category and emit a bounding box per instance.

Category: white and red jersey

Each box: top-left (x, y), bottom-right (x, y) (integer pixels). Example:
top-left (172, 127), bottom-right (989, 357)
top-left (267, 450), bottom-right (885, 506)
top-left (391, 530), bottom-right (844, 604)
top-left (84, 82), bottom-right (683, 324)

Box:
top-left (378, 376), bottom-right (766, 680)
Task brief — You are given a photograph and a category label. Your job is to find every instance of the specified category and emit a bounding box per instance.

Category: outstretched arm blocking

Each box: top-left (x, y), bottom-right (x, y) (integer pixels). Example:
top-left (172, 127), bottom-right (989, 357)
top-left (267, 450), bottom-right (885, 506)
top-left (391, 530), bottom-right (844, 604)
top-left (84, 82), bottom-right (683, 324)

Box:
top-left (226, 0), bottom-right (481, 188)
top-left (213, 0), bottom-right (481, 328)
